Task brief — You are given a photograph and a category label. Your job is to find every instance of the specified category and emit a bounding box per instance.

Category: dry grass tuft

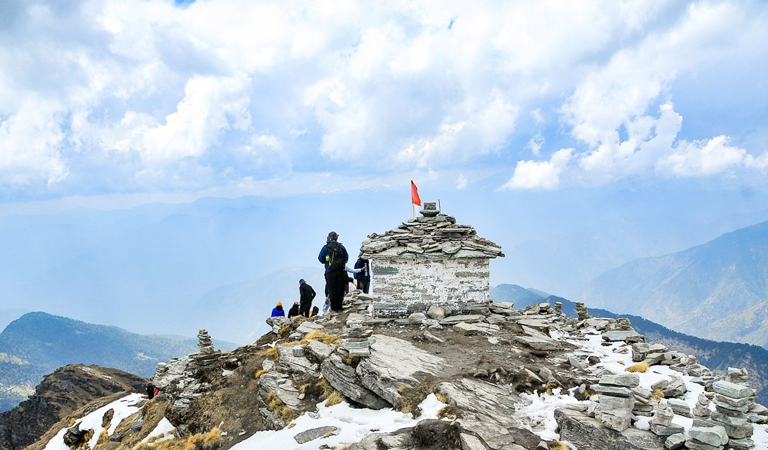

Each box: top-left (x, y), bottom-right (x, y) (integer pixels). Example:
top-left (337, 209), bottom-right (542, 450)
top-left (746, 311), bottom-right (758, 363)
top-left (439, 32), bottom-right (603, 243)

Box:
top-left (549, 442), bottom-right (570, 450)
top-left (343, 355), bottom-right (361, 367)
top-left (437, 405), bottom-right (462, 420)
top-left (254, 369), bottom-right (267, 379)
top-left (324, 391), bottom-right (344, 407)
top-left (651, 388), bottom-right (665, 400)
top-left (132, 428), bottom-right (221, 450)
top-left (617, 360), bottom-right (626, 366)
top-left (278, 325), bottom-right (291, 336)
top-left (258, 347), bottom-right (278, 358)
top-left (545, 381), bottom-right (559, 395)
top-left (302, 330), bottom-right (341, 345)
top-left (626, 362), bottom-right (649, 373)
top-left (395, 381), bottom-right (440, 417)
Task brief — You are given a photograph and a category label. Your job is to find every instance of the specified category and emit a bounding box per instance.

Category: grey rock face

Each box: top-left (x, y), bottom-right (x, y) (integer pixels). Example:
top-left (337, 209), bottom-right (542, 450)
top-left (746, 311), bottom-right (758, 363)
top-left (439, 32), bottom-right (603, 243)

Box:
top-left (555, 408), bottom-right (665, 450)
top-left (320, 355), bottom-right (389, 410)
top-left (293, 426), bottom-right (339, 444)
top-left (356, 334), bottom-right (444, 406)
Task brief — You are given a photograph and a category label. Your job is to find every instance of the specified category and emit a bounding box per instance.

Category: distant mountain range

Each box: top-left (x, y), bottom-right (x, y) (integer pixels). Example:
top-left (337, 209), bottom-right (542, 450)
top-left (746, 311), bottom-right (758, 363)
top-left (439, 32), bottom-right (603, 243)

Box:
top-left (0, 312), bottom-right (234, 412)
top-left (491, 284), bottom-right (768, 405)
top-left (580, 220), bottom-right (768, 347)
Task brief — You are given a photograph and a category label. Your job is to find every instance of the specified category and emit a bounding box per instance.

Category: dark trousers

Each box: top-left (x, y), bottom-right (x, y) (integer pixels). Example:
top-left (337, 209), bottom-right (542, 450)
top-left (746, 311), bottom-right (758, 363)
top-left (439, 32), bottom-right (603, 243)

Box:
top-left (299, 298), bottom-right (312, 317)
top-left (358, 279), bottom-right (370, 294)
top-left (325, 270), bottom-right (347, 311)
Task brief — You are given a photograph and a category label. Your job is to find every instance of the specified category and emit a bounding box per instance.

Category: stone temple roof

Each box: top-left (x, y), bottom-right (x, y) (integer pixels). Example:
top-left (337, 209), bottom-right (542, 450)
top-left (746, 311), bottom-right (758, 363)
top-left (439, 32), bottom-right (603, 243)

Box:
top-left (360, 214), bottom-right (504, 259)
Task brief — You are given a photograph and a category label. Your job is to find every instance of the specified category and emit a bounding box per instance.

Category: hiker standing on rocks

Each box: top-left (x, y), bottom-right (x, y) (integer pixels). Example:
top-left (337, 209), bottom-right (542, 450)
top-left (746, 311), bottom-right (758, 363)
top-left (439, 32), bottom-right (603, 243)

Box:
top-left (299, 279), bottom-right (316, 317)
top-left (318, 231), bottom-right (348, 312)
top-left (353, 255), bottom-right (370, 293)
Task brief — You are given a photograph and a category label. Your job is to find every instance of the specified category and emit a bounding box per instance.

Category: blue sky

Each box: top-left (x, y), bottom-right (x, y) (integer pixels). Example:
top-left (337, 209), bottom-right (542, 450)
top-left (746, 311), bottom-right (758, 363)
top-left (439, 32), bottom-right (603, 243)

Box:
top-left (1, 1), bottom-right (768, 299)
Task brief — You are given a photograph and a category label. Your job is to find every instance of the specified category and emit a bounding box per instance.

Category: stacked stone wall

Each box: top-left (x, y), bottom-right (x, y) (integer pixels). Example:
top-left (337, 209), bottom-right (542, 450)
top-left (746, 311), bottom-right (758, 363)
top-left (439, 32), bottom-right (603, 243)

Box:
top-left (371, 256), bottom-right (490, 314)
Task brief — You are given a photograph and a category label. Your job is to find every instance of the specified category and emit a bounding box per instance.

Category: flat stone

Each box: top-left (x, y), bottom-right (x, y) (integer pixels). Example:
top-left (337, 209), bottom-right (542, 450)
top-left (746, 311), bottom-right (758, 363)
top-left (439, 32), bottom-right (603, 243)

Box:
top-left (665, 433), bottom-right (686, 449)
top-left (650, 423), bottom-right (684, 436)
top-left (591, 385), bottom-right (633, 398)
top-left (306, 340), bottom-right (336, 361)
top-left (689, 426), bottom-right (729, 447)
top-left (511, 335), bottom-right (561, 351)
top-left (296, 321), bottom-right (324, 334)
top-left (667, 398), bottom-right (692, 417)
top-left (599, 395), bottom-right (634, 411)
top-left (294, 426), bottom-right (339, 444)
top-left (712, 380), bottom-right (754, 400)
top-left (356, 334), bottom-right (444, 406)
top-left (600, 374), bottom-right (640, 388)
top-left (440, 314), bottom-right (485, 325)
top-left (602, 330), bottom-right (644, 342)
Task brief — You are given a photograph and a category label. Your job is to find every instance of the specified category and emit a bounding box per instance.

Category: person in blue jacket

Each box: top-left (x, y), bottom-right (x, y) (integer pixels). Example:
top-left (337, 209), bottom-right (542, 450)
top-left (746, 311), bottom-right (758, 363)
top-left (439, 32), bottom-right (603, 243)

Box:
top-left (353, 256), bottom-right (370, 294)
top-left (271, 301), bottom-right (285, 317)
top-left (318, 231), bottom-right (348, 312)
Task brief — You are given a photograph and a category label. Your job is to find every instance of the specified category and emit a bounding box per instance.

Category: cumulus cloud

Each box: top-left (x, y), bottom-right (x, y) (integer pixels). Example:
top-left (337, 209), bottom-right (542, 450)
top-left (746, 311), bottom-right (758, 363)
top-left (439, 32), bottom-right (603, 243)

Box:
top-left (1, 0), bottom-right (768, 198)
top-left (501, 148), bottom-right (572, 190)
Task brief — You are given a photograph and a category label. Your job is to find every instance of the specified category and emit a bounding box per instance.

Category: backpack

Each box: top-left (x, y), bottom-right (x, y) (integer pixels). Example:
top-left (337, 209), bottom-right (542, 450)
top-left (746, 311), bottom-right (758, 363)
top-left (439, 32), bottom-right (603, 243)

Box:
top-left (326, 242), bottom-right (345, 272)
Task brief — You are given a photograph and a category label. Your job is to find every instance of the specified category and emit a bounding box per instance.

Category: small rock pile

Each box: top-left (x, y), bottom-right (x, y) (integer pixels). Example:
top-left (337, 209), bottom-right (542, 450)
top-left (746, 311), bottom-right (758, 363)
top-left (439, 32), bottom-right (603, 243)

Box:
top-left (632, 342), bottom-right (714, 385)
top-left (693, 380), bottom-right (757, 449)
top-left (359, 214), bottom-right (503, 259)
top-left (650, 400), bottom-right (684, 437)
top-left (575, 302), bottom-right (590, 320)
top-left (589, 374), bottom-right (639, 432)
top-left (192, 329), bottom-right (220, 366)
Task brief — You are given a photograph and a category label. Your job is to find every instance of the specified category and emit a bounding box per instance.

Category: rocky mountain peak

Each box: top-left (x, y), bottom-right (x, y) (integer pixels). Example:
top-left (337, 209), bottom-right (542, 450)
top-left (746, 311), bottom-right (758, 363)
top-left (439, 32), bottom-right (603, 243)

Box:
top-left (25, 290), bottom-right (768, 450)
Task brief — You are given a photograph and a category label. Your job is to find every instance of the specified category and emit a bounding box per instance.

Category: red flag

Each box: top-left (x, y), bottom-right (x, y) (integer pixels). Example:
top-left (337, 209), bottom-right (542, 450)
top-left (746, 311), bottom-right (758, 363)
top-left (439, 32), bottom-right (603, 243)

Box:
top-left (411, 180), bottom-right (421, 206)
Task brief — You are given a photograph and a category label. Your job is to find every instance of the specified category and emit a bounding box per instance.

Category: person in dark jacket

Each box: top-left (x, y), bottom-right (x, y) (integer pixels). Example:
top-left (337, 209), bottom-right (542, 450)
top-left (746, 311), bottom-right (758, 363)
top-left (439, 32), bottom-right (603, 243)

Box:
top-left (271, 302), bottom-right (285, 317)
top-left (318, 231), bottom-right (348, 312)
top-left (287, 301), bottom-right (300, 318)
top-left (309, 306), bottom-right (320, 318)
top-left (354, 256), bottom-right (370, 294)
top-left (299, 279), bottom-right (316, 317)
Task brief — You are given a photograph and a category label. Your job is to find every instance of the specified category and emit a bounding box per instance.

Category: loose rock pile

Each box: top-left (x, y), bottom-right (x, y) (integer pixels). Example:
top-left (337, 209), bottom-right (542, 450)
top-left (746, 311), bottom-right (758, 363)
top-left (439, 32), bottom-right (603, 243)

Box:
top-left (359, 214), bottom-right (503, 259)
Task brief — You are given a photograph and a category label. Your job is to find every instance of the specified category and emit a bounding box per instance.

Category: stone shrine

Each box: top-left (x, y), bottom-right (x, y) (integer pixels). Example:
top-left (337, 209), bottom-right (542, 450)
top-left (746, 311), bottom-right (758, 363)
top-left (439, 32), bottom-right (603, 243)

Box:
top-left (359, 202), bottom-right (503, 317)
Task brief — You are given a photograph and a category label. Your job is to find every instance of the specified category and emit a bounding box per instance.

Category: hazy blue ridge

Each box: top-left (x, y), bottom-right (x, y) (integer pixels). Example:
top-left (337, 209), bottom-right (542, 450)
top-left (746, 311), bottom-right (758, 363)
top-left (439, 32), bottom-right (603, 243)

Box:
top-left (580, 220), bottom-right (768, 347)
top-left (492, 284), bottom-right (768, 405)
top-left (0, 312), bottom-right (235, 412)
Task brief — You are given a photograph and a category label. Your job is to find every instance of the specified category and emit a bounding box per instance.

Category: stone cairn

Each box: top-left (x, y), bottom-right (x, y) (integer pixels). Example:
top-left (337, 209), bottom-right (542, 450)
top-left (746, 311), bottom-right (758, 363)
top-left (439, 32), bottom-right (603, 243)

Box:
top-left (359, 212), bottom-right (504, 259)
top-left (192, 329), bottom-right (220, 366)
top-left (650, 399), bottom-right (684, 437)
top-left (575, 302), bottom-right (590, 320)
top-left (588, 373), bottom-right (640, 432)
top-left (691, 379), bottom-right (757, 449)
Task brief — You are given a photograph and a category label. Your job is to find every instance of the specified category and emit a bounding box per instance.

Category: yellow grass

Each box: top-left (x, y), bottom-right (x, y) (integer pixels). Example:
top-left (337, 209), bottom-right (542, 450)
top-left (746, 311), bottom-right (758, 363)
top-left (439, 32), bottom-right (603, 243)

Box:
top-left (550, 442), bottom-right (570, 450)
top-left (302, 330), bottom-right (340, 345)
top-left (651, 388), bottom-right (665, 400)
top-left (254, 369), bottom-right (267, 379)
top-left (324, 391), bottom-right (344, 406)
top-left (626, 362), bottom-right (649, 373)
top-left (132, 428), bottom-right (221, 450)
top-left (617, 360), bottom-right (626, 366)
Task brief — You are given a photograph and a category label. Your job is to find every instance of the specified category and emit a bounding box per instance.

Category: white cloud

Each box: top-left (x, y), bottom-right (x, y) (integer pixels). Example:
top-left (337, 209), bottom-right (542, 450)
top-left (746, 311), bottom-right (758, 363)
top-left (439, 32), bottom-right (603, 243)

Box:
top-left (455, 174), bottom-right (468, 190)
top-left (527, 134), bottom-right (544, 156)
top-left (501, 148), bottom-right (573, 190)
top-left (658, 135), bottom-right (748, 177)
top-left (1, 0), bottom-right (768, 197)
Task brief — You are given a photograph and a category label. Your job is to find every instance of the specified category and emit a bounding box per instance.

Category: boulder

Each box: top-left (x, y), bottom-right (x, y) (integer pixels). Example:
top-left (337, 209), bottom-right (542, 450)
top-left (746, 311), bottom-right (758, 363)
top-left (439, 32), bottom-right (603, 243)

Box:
top-left (320, 355), bottom-right (389, 410)
top-left (356, 335), bottom-right (445, 406)
top-left (555, 408), bottom-right (665, 450)
top-left (294, 426), bottom-right (339, 444)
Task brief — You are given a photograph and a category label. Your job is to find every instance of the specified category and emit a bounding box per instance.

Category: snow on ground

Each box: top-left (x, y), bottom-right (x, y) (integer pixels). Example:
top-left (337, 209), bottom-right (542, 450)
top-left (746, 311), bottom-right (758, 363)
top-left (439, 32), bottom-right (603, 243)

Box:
top-left (142, 417), bottom-right (176, 443)
top-left (230, 394), bottom-right (445, 450)
top-left (43, 393), bottom-right (144, 450)
top-left (549, 328), bottom-right (768, 445)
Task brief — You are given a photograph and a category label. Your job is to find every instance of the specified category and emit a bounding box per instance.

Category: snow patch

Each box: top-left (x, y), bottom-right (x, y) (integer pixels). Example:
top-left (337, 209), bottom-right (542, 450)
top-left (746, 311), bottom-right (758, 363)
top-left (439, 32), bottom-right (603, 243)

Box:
top-left (230, 394), bottom-right (445, 450)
